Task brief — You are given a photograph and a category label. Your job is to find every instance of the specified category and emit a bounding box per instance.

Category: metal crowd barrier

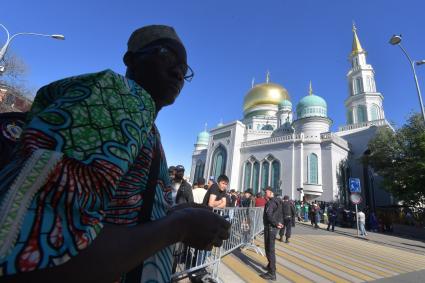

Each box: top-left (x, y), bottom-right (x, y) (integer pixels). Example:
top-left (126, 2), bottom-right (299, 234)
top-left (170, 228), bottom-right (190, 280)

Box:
top-left (171, 207), bottom-right (264, 282)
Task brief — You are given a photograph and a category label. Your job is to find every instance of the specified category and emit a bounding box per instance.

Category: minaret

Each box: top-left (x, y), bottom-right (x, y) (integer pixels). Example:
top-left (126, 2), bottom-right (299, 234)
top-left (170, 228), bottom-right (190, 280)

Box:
top-left (345, 23), bottom-right (385, 125)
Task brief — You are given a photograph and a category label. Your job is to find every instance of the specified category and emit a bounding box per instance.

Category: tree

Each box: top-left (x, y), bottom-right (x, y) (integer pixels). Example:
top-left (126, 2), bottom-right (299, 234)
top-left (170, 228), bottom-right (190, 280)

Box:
top-left (0, 52), bottom-right (31, 96)
top-left (0, 52), bottom-right (33, 112)
top-left (365, 113), bottom-right (425, 206)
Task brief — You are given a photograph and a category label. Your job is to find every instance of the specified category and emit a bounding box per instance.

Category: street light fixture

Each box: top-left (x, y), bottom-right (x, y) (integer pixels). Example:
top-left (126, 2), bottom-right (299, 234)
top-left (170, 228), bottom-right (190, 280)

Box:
top-left (389, 34), bottom-right (425, 122)
top-left (0, 24), bottom-right (65, 73)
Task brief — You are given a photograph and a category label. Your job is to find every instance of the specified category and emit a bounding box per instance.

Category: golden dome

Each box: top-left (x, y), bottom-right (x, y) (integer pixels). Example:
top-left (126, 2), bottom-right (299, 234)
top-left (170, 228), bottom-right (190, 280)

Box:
top-left (243, 82), bottom-right (290, 112)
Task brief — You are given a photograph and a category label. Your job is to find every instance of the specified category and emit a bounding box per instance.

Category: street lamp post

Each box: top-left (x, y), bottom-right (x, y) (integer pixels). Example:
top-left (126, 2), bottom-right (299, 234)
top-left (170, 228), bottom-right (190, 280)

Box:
top-left (389, 35), bottom-right (425, 122)
top-left (0, 23), bottom-right (65, 73)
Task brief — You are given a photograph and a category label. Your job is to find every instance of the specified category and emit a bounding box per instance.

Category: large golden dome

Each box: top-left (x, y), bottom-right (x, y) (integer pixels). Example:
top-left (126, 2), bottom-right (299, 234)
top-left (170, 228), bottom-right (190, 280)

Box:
top-left (243, 82), bottom-right (290, 112)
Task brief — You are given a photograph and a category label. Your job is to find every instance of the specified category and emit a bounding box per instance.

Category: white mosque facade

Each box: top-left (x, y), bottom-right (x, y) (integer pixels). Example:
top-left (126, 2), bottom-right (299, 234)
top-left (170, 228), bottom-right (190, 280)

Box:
top-left (190, 27), bottom-right (393, 207)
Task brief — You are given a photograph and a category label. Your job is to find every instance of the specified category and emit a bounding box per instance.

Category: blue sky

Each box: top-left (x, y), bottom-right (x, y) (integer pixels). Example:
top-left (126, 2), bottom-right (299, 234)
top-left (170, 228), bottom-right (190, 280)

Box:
top-left (2, 0), bottom-right (425, 172)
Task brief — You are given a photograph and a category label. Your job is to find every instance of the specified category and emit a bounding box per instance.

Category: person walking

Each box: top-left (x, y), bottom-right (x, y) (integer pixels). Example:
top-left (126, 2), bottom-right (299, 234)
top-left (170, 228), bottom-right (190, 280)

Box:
top-left (295, 201), bottom-right (302, 222)
top-left (260, 187), bottom-right (283, 281)
top-left (327, 205), bottom-right (337, 232)
top-left (279, 195), bottom-right (295, 243)
top-left (303, 202), bottom-right (309, 222)
top-left (358, 210), bottom-right (367, 236)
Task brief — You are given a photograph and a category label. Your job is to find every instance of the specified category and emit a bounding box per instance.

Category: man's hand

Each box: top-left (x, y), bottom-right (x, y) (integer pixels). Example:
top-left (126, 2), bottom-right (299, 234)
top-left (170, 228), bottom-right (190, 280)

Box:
top-left (172, 207), bottom-right (231, 250)
top-left (277, 223), bottom-right (283, 229)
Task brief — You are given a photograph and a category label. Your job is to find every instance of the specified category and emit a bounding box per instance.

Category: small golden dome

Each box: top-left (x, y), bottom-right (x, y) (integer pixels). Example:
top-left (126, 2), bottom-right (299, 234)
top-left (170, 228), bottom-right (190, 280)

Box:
top-left (243, 82), bottom-right (290, 112)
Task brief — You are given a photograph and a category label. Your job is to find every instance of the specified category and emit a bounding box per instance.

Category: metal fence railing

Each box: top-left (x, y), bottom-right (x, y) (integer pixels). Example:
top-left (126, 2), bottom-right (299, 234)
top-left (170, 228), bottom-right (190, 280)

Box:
top-left (171, 207), bottom-right (264, 282)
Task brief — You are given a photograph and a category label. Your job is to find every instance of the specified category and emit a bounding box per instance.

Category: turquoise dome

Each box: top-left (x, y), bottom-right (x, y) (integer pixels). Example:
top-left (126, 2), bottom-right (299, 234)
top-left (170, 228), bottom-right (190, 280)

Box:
top-left (196, 130), bottom-right (209, 145)
top-left (278, 99), bottom-right (292, 109)
top-left (296, 94), bottom-right (327, 119)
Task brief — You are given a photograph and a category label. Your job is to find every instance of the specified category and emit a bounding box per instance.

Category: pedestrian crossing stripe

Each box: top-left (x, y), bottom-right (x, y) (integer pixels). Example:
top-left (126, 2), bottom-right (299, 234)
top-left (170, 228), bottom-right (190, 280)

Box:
top-left (221, 253), bottom-right (268, 283)
top-left (243, 248), bottom-right (313, 283)
top-left (275, 240), bottom-right (380, 280)
top-left (289, 237), bottom-right (407, 275)
top-left (256, 241), bottom-right (351, 283)
top-left (295, 234), bottom-right (425, 270)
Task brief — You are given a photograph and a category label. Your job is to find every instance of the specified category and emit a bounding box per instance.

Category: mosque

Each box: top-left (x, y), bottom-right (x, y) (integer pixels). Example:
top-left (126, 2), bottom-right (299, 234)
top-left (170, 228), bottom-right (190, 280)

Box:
top-left (190, 26), bottom-right (394, 207)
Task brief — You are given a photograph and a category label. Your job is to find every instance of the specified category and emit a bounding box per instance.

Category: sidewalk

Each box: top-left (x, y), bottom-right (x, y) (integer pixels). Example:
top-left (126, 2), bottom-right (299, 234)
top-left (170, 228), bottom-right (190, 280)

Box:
top-left (297, 220), bottom-right (425, 255)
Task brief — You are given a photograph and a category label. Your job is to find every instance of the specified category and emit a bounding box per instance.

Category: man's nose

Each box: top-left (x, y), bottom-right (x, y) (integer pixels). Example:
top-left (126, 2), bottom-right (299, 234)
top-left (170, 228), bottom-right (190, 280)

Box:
top-left (170, 66), bottom-right (184, 81)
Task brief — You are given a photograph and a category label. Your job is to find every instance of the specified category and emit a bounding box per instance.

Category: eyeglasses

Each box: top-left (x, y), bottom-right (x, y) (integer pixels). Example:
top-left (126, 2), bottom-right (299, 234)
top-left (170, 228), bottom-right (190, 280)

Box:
top-left (134, 45), bottom-right (194, 82)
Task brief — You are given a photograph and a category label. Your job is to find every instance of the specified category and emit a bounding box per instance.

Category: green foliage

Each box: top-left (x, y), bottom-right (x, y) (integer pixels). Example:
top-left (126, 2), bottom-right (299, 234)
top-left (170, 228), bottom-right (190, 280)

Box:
top-left (366, 114), bottom-right (425, 206)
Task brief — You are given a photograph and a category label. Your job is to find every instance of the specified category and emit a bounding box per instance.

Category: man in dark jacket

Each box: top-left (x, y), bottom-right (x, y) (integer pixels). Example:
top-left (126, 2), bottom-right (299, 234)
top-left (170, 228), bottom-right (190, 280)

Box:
top-left (261, 187), bottom-right (282, 281)
top-left (173, 165), bottom-right (194, 205)
top-left (327, 205), bottom-right (337, 232)
top-left (278, 195), bottom-right (296, 243)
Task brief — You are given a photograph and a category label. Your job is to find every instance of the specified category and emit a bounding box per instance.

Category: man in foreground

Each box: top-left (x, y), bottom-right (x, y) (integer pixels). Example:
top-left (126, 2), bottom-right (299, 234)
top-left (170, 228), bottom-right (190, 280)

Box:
top-left (261, 187), bottom-right (283, 281)
top-left (0, 25), bottom-right (230, 283)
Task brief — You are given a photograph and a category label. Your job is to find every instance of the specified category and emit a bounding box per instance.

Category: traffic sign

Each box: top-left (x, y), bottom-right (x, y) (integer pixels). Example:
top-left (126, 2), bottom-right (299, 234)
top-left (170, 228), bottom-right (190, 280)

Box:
top-left (349, 178), bottom-right (361, 193)
top-left (350, 193), bottom-right (362, 205)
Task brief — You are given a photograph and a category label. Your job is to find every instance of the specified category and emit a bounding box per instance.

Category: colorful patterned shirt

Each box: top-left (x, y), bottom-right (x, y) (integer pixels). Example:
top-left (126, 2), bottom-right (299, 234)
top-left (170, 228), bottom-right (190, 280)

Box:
top-left (0, 70), bottom-right (173, 282)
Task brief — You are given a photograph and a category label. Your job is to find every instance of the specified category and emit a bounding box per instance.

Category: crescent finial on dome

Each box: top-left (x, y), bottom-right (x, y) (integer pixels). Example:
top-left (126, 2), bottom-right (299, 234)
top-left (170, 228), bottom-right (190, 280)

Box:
top-left (309, 81), bottom-right (314, 96)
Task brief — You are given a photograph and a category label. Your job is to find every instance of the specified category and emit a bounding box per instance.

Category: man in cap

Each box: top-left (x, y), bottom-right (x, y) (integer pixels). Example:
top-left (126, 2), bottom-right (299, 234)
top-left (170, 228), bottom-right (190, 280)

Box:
top-left (261, 187), bottom-right (283, 281)
top-left (173, 165), bottom-right (194, 205)
top-left (0, 25), bottom-right (230, 283)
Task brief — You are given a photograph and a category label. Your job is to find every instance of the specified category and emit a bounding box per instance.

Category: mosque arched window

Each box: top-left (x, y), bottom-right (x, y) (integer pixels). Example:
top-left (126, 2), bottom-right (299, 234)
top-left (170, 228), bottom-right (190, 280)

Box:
top-left (261, 162), bottom-right (270, 189)
top-left (252, 162), bottom-right (260, 193)
top-left (370, 104), bottom-right (380, 121)
top-left (356, 105), bottom-right (367, 123)
top-left (194, 160), bottom-right (205, 183)
top-left (211, 145), bottom-right (227, 180)
top-left (308, 153), bottom-right (318, 184)
top-left (271, 160), bottom-right (280, 191)
top-left (355, 78), bottom-right (363, 94)
top-left (243, 162), bottom-right (252, 190)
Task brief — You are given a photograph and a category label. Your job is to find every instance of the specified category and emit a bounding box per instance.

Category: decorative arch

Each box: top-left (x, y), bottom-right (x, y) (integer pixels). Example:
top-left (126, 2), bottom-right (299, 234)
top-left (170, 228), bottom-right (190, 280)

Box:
top-left (261, 161), bottom-right (270, 189)
top-left (210, 144), bottom-right (227, 180)
top-left (252, 162), bottom-right (260, 193)
top-left (370, 104), bottom-right (380, 121)
top-left (308, 153), bottom-right (318, 184)
top-left (355, 77), bottom-right (363, 94)
top-left (243, 161), bottom-right (252, 190)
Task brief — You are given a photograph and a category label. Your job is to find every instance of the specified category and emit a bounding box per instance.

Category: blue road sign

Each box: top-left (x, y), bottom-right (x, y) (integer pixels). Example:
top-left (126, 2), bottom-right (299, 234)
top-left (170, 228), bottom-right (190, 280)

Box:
top-left (349, 178), bottom-right (361, 193)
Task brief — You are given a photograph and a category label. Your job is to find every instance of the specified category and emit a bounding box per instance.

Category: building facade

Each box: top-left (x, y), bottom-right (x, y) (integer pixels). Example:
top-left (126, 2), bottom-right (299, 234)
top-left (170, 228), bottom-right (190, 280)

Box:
top-left (190, 26), bottom-right (393, 207)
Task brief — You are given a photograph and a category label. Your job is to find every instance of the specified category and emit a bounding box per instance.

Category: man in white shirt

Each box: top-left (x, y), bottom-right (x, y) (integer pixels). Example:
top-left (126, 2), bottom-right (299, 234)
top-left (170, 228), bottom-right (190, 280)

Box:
top-left (357, 210), bottom-right (367, 236)
top-left (193, 177), bottom-right (207, 204)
